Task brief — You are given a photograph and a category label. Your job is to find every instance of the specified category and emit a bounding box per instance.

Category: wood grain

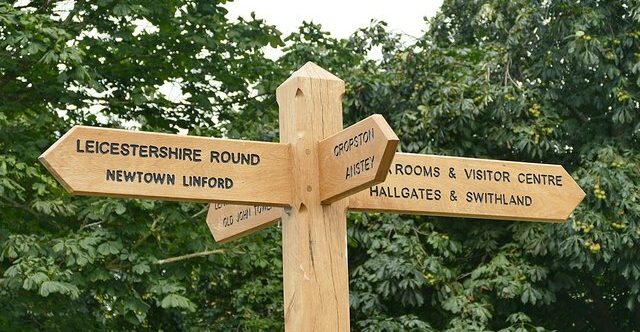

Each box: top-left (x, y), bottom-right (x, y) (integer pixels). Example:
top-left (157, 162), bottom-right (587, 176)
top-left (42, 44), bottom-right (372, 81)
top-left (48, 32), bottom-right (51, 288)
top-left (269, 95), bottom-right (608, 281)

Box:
top-left (318, 114), bottom-right (398, 204)
top-left (277, 62), bottom-right (350, 332)
top-left (205, 203), bottom-right (283, 243)
top-left (39, 126), bottom-right (292, 206)
top-left (348, 153), bottom-right (586, 222)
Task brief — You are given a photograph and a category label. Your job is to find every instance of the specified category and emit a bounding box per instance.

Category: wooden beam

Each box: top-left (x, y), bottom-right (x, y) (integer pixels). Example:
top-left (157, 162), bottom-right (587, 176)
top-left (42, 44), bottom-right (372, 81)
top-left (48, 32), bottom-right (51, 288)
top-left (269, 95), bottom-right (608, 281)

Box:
top-left (348, 153), bottom-right (586, 222)
top-left (277, 62), bottom-right (350, 331)
top-left (202, 150), bottom-right (586, 243)
top-left (39, 126), bottom-right (292, 206)
top-left (318, 114), bottom-right (398, 204)
top-left (205, 203), bottom-right (282, 243)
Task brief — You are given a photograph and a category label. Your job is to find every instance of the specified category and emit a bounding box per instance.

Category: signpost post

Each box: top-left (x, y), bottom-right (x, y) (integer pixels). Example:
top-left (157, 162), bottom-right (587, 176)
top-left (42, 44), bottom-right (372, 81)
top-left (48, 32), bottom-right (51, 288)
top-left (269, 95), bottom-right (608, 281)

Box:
top-left (276, 63), bottom-right (351, 330)
top-left (41, 62), bottom-right (585, 332)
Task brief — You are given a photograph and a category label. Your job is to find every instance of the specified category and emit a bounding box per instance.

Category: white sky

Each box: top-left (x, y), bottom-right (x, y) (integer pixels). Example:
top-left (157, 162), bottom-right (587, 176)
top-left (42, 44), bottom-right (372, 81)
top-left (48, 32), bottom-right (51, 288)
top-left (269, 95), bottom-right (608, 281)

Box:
top-left (157, 1), bottom-right (445, 121)
top-left (226, 0), bottom-right (444, 39)
top-left (53, 0), bottom-right (445, 130)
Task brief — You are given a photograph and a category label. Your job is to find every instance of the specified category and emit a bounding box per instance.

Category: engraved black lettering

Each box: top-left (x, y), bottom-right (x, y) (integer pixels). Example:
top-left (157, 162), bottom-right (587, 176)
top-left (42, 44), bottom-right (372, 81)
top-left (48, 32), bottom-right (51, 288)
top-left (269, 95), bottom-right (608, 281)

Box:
top-left (182, 176), bottom-right (233, 189)
top-left (392, 163), bottom-right (440, 177)
top-left (254, 206), bottom-right (271, 214)
top-left (182, 148), bottom-right (191, 161)
top-left (231, 152), bottom-right (240, 164)
top-left (76, 139), bottom-right (85, 153)
top-left (517, 173), bottom-right (563, 186)
top-left (223, 216), bottom-right (233, 227)
top-left (345, 155), bottom-right (375, 179)
top-left (86, 140), bottom-right (95, 153)
top-left (395, 164), bottom-right (403, 175)
top-left (110, 142), bottom-right (119, 155)
top-left (221, 151), bottom-right (230, 163)
top-left (129, 144), bottom-right (139, 156)
top-left (166, 147), bottom-right (175, 159)
top-left (466, 191), bottom-right (532, 205)
top-left (106, 168), bottom-right (175, 186)
top-left (210, 151), bottom-right (220, 162)
top-left (334, 127), bottom-right (375, 156)
top-left (236, 208), bottom-right (250, 222)
top-left (139, 145), bottom-right (148, 157)
top-left (464, 169), bottom-right (511, 182)
top-left (123, 171), bottom-right (135, 182)
top-left (148, 145), bottom-right (158, 158)
top-left (210, 151), bottom-right (260, 165)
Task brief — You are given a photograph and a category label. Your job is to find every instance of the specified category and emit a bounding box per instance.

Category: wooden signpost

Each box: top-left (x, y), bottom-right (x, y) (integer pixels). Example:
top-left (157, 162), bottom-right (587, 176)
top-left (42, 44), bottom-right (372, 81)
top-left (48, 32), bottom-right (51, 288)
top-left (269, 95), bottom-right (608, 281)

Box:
top-left (318, 114), bottom-right (398, 203)
top-left (204, 113), bottom-right (398, 243)
top-left (39, 126), bottom-right (292, 206)
top-left (206, 203), bottom-right (282, 243)
top-left (349, 153), bottom-right (586, 222)
top-left (41, 62), bottom-right (586, 332)
top-left (207, 153), bottom-right (585, 242)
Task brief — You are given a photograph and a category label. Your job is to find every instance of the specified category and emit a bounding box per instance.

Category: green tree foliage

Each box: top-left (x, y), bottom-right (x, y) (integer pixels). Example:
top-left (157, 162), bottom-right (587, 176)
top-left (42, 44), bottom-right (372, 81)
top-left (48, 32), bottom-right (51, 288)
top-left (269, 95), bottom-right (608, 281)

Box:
top-left (1, 0), bottom-right (639, 331)
top-left (343, 1), bottom-right (640, 331)
top-left (1, 1), bottom-right (285, 330)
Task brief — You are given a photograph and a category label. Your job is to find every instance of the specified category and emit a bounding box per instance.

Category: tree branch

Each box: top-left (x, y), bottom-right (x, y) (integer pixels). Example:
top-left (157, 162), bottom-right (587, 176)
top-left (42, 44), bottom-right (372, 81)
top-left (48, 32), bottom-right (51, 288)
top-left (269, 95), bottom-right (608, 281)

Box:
top-left (154, 249), bottom-right (225, 265)
top-left (191, 206), bottom-right (208, 219)
top-left (503, 55), bottom-right (511, 86)
top-left (1, 196), bottom-right (43, 218)
top-left (79, 220), bottom-right (106, 230)
top-left (131, 217), bottom-right (160, 249)
top-left (557, 99), bottom-right (589, 124)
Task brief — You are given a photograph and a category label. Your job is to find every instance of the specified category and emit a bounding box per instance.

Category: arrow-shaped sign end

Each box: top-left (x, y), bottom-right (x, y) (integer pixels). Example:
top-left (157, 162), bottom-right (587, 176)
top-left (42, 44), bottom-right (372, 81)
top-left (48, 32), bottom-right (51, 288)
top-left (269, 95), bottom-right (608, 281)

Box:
top-left (513, 166), bottom-right (586, 223)
top-left (206, 204), bottom-right (282, 243)
top-left (369, 114), bottom-right (399, 186)
top-left (557, 168), bottom-right (587, 222)
top-left (39, 126), bottom-right (81, 195)
top-left (319, 114), bottom-right (399, 204)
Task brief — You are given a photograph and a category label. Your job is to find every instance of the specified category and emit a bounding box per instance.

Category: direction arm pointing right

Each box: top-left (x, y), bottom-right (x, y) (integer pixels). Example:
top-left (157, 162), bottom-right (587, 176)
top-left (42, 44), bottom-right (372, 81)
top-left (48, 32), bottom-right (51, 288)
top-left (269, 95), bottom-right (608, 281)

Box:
top-left (204, 153), bottom-right (586, 242)
top-left (349, 153), bottom-right (586, 222)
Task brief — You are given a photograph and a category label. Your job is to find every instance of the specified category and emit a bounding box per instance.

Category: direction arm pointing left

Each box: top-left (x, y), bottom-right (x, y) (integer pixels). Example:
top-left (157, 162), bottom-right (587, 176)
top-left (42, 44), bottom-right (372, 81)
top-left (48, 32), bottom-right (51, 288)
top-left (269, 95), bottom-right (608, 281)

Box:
top-left (39, 126), bottom-right (293, 206)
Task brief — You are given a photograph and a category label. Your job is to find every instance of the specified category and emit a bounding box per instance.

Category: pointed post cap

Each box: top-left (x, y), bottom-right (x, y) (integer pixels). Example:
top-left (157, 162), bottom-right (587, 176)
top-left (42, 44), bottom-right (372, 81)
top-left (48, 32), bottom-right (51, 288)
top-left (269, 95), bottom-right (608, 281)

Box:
top-left (287, 61), bottom-right (343, 81)
top-left (277, 62), bottom-right (345, 99)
